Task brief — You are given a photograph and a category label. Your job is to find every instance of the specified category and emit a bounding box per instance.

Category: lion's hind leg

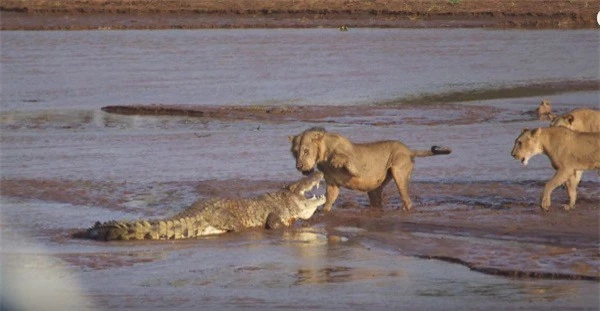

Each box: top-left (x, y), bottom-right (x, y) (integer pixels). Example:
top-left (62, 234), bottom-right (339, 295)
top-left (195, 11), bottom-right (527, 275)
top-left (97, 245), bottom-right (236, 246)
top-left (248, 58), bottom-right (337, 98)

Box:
top-left (367, 176), bottom-right (391, 208)
top-left (541, 169), bottom-right (572, 211)
top-left (563, 170), bottom-right (583, 211)
top-left (323, 183), bottom-right (340, 212)
top-left (390, 164), bottom-right (414, 211)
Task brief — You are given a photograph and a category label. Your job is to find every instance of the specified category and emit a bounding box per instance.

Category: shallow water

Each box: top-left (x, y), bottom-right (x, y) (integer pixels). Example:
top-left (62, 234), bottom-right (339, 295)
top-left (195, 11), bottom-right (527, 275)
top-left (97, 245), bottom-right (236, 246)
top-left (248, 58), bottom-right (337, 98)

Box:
top-left (1, 98), bottom-right (599, 183)
top-left (1, 29), bottom-right (599, 310)
top-left (2, 204), bottom-right (598, 311)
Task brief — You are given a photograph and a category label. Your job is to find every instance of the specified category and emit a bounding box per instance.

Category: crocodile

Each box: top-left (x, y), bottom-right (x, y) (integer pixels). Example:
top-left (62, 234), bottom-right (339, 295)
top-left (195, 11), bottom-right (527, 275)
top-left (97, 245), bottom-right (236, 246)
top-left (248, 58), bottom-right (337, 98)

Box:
top-left (83, 172), bottom-right (325, 241)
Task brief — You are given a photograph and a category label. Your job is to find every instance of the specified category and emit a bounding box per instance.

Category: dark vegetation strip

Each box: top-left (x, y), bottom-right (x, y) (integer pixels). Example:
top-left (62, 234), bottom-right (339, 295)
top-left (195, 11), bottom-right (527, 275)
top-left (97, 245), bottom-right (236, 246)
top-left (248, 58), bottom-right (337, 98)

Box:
top-left (381, 79), bottom-right (600, 106)
top-left (100, 105), bottom-right (304, 120)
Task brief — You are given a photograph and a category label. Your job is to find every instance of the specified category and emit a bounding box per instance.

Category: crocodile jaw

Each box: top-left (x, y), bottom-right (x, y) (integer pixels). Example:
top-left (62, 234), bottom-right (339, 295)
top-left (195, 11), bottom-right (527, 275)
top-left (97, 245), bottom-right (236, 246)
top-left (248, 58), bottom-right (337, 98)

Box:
top-left (298, 194), bottom-right (326, 219)
top-left (288, 171), bottom-right (324, 196)
top-left (287, 171), bottom-right (326, 220)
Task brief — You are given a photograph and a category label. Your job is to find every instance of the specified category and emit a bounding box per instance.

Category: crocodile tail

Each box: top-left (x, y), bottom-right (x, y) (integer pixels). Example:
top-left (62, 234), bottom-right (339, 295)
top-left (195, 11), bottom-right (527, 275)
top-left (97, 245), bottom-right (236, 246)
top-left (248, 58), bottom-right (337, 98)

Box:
top-left (85, 216), bottom-right (205, 241)
top-left (413, 145), bottom-right (452, 157)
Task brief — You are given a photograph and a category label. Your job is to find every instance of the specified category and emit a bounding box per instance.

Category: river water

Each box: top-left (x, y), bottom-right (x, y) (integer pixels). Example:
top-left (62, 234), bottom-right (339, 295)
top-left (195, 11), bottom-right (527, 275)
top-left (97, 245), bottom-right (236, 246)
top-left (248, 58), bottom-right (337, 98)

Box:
top-left (1, 29), bottom-right (599, 310)
top-left (1, 29), bottom-right (598, 109)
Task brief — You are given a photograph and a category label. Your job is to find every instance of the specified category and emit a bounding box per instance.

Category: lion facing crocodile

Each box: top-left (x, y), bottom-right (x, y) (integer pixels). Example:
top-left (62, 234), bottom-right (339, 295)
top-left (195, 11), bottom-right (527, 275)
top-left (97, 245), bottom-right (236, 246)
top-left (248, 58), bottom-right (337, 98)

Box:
top-left (81, 172), bottom-right (325, 241)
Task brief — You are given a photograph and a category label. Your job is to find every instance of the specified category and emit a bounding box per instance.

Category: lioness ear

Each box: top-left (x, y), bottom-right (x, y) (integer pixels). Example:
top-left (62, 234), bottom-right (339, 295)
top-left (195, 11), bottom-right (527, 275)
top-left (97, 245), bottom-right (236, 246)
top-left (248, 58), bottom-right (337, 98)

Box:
top-left (566, 114), bottom-right (575, 124)
top-left (541, 99), bottom-right (550, 106)
top-left (532, 128), bottom-right (542, 137)
top-left (521, 128), bottom-right (529, 134)
top-left (311, 132), bottom-right (324, 143)
top-left (548, 112), bottom-right (556, 121)
top-left (288, 135), bottom-right (295, 142)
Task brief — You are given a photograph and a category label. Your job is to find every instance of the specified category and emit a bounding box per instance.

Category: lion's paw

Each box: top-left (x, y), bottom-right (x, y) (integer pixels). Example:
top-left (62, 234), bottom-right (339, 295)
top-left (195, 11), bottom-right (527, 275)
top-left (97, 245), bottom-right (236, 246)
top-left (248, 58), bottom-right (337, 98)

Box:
top-left (330, 156), bottom-right (347, 168)
top-left (561, 204), bottom-right (574, 211)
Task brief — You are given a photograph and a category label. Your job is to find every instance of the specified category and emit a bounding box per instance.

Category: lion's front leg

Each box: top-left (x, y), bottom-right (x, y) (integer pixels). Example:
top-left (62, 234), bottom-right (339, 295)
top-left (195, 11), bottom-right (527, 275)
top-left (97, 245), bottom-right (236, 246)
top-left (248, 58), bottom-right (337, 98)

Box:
top-left (541, 169), bottom-right (571, 211)
top-left (563, 170), bottom-right (583, 210)
top-left (323, 183), bottom-right (340, 212)
top-left (330, 153), bottom-right (348, 169)
top-left (330, 153), bottom-right (360, 177)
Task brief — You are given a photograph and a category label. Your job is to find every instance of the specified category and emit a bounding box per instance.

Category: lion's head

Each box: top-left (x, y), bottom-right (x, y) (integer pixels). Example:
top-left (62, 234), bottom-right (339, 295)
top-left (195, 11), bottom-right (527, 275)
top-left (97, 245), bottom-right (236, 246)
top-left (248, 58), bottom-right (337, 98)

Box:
top-left (550, 113), bottom-right (575, 130)
top-left (511, 128), bottom-right (543, 166)
top-left (289, 127), bottom-right (326, 175)
top-left (536, 99), bottom-right (556, 121)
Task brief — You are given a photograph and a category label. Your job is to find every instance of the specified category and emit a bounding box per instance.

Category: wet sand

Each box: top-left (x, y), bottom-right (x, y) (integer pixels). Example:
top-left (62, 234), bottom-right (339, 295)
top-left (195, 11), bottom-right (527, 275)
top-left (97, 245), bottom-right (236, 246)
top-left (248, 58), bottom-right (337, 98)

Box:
top-left (1, 0), bottom-right (598, 30)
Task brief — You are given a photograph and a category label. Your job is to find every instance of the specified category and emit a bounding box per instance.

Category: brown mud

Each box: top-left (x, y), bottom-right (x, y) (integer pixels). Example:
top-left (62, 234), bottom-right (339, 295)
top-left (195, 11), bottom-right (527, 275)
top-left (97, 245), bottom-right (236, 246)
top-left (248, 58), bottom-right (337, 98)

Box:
top-left (1, 0), bottom-right (598, 30)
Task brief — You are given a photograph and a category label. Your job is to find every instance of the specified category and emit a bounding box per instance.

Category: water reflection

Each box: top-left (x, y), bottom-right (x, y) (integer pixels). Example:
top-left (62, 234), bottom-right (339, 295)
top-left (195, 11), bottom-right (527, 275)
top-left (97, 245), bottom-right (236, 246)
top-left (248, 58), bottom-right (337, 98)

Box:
top-left (416, 278), bottom-right (581, 302)
top-left (294, 266), bottom-right (404, 286)
top-left (0, 109), bottom-right (214, 131)
top-left (279, 228), bottom-right (404, 286)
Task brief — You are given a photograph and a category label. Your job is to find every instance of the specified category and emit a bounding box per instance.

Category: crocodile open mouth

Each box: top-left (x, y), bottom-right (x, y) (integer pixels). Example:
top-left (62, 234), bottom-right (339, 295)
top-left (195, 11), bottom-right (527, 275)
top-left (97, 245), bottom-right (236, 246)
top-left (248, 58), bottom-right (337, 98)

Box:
top-left (303, 184), bottom-right (326, 203)
top-left (294, 172), bottom-right (326, 219)
top-left (297, 172), bottom-right (325, 200)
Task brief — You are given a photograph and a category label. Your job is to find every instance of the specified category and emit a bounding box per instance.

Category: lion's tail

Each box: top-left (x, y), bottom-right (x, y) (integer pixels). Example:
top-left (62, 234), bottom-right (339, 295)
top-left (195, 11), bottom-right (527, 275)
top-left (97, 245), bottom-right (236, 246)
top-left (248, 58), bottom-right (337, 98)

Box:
top-left (413, 146), bottom-right (452, 157)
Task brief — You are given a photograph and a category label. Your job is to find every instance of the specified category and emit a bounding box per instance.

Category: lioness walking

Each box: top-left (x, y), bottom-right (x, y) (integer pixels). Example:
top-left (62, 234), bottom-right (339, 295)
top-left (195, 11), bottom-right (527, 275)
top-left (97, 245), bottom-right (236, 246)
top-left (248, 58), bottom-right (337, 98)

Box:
top-left (550, 108), bottom-right (600, 133)
top-left (511, 127), bottom-right (600, 211)
top-left (289, 127), bottom-right (451, 212)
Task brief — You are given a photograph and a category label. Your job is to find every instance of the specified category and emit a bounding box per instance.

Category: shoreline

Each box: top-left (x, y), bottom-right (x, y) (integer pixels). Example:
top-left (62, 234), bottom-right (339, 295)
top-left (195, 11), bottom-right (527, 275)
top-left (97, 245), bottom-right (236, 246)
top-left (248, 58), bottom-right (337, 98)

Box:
top-left (1, 0), bottom-right (598, 30)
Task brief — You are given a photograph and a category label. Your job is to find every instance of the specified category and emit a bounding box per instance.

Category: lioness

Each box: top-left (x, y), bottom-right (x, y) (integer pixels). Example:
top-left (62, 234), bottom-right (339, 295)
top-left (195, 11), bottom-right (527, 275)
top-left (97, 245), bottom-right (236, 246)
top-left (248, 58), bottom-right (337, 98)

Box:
top-left (511, 127), bottom-right (600, 211)
top-left (536, 99), bottom-right (556, 121)
top-left (289, 127), bottom-right (451, 211)
top-left (550, 108), bottom-right (600, 132)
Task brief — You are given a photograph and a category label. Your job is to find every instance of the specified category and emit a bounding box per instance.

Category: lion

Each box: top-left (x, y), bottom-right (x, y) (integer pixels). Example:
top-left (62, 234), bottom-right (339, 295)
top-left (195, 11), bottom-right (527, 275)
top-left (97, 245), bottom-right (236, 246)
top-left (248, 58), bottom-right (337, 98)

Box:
top-left (289, 127), bottom-right (452, 212)
top-left (550, 108), bottom-right (600, 133)
top-left (536, 99), bottom-right (556, 121)
top-left (511, 127), bottom-right (600, 211)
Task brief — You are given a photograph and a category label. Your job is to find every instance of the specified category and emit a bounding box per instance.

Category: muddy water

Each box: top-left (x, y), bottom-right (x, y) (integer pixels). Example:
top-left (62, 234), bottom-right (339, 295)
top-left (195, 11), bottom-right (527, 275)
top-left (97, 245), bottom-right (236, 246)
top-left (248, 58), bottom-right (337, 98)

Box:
top-left (1, 29), bottom-right (599, 310)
